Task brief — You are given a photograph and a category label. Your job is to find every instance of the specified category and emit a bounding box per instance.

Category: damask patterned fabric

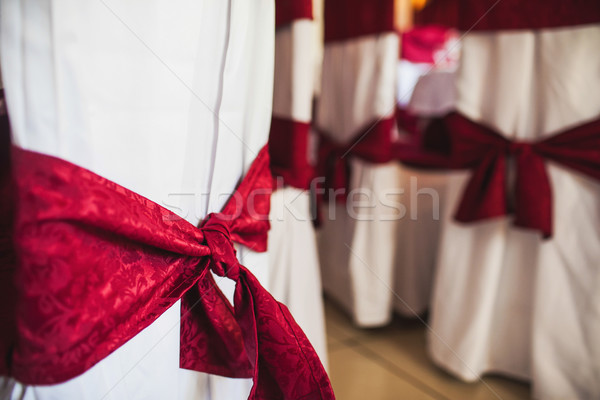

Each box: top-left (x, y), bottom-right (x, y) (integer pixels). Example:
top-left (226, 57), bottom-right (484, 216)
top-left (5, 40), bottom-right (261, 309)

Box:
top-left (1, 145), bottom-right (334, 400)
top-left (0, 1), bottom-right (280, 398)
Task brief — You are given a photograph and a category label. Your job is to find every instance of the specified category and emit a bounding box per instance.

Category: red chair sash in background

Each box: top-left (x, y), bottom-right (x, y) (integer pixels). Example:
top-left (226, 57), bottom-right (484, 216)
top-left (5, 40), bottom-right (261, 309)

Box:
top-left (396, 112), bottom-right (600, 238)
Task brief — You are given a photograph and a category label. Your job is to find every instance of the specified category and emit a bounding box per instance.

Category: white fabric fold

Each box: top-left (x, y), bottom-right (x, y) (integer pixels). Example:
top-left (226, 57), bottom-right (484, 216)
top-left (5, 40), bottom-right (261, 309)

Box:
top-left (0, 0), bottom-right (274, 399)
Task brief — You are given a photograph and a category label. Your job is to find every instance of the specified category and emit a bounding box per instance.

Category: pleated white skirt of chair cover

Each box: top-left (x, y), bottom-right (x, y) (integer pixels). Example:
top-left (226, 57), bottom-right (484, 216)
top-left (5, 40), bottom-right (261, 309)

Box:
top-left (0, 1), bottom-right (275, 398)
top-left (268, 188), bottom-right (328, 367)
top-left (316, 27), bottom-right (403, 327)
top-left (428, 25), bottom-right (600, 400)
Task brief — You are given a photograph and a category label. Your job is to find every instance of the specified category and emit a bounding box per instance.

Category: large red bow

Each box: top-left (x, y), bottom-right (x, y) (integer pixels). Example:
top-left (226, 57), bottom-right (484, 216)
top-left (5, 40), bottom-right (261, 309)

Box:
top-left (2, 144), bottom-right (334, 399)
top-left (443, 113), bottom-right (600, 238)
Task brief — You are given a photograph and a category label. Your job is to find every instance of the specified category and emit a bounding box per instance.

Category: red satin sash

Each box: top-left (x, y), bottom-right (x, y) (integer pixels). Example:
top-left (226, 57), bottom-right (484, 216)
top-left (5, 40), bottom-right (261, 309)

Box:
top-left (269, 117), bottom-right (315, 190)
top-left (324, 0), bottom-right (394, 43)
top-left (316, 118), bottom-right (395, 202)
top-left (275, 0), bottom-right (313, 28)
top-left (398, 112), bottom-right (600, 238)
top-left (415, 0), bottom-right (600, 32)
top-left (1, 144), bottom-right (334, 399)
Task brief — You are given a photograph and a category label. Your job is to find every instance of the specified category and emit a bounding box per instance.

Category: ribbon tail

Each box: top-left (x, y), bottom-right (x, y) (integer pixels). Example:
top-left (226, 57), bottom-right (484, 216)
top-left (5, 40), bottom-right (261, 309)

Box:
top-left (317, 135), bottom-right (351, 204)
top-left (234, 267), bottom-right (335, 400)
top-left (514, 151), bottom-right (553, 237)
top-left (455, 153), bottom-right (508, 223)
top-left (325, 155), bottom-right (350, 203)
top-left (180, 267), bottom-right (253, 378)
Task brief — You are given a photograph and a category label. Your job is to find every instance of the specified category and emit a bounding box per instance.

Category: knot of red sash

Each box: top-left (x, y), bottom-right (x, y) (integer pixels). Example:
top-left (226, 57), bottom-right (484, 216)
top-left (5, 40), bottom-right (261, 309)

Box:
top-left (507, 140), bottom-right (531, 155)
top-left (202, 213), bottom-right (240, 280)
top-left (316, 117), bottom-right (395, 202)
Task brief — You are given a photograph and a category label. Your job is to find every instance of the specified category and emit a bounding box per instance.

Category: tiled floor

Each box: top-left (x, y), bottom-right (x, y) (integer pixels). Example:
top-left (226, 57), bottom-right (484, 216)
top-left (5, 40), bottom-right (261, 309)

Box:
top-left (324, 299), bottom-right (531, 400)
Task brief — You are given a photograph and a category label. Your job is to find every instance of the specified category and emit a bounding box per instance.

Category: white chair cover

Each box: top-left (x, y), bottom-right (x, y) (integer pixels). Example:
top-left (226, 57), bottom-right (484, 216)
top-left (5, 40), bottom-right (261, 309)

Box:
top-left (316, 31), bottom-right (402, 327)
top-left (429, 25), bottom-right (600, 400)
top-left (268, 14), bottom-right (328, 367)
top-left (0, 0), bottom-right (274, 398)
